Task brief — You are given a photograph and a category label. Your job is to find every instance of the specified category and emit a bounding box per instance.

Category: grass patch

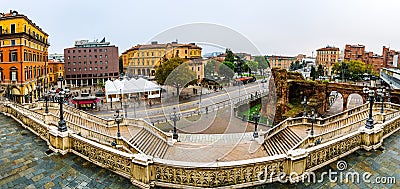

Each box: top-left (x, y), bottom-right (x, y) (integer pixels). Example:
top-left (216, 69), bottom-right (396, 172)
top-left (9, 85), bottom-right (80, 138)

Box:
top-left (237, 104), bottom-right (272, 125)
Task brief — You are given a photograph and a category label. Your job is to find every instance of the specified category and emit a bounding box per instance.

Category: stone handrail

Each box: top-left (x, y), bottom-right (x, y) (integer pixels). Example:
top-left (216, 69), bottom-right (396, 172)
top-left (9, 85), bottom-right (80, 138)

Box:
top-left (124, 118), bottom-right (169, 141)
top-left (151, 155), bottom-right (286, 188)
top-left (45, 112), bottom-right (140, 154)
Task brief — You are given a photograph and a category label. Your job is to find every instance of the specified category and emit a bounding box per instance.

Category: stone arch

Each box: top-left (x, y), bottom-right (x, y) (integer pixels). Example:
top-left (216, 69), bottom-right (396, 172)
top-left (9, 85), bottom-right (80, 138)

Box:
top-left (326, 91), bottom-right (344, 115)
top-left (347, 93), bottom-right (364, 109)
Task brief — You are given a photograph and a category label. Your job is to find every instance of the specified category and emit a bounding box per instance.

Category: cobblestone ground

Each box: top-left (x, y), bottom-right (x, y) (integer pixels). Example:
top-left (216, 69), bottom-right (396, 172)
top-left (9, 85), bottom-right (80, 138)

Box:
top-left (260, 130), bottom-right (400, 189)
top-left (0, 114), bottom-right (136, 189)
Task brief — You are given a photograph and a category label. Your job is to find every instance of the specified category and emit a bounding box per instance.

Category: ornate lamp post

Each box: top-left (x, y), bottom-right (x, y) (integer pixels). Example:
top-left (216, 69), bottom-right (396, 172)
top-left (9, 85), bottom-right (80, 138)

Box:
top-left (387, 82), bottom-right (392, 103)
top-left (301, 96), bottom-right (307, 117)
top-left (57, 89), bottom-right (67, 132)
top-left (251, 112), bottom-right (260, 138)
top-left (170, 107), bottom-right (179, 140)
top-left (114, 109), bottom-right (123, 138)
top-left (57, 76), bottom-right (64, 90)
top-left (310, 108), bottom-right (316, 136)
top-left (44, 91), bottom-right (49, 114)
top-left (377, 86), bottom-right (385, 114)
top-left (364, 88), bottom-right (375, 129)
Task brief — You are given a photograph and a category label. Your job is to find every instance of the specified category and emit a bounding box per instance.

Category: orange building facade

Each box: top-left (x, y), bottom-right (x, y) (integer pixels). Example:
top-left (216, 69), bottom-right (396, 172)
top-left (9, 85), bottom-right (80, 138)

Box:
top-left (0, 10), bottom-right (50, 103)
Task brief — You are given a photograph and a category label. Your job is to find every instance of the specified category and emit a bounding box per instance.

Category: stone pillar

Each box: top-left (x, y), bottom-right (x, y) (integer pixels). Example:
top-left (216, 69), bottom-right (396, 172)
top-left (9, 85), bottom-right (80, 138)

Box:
top-left (285, 149), bottom-right (308, 183)
top-left (48, 127), bottom-right (70, 155)
top-left (131, 154), bottom-right (152, 188)
top-left (359, 124), bottom-right (383, 151)
top-left (342, 93), bottom-right (349, 111)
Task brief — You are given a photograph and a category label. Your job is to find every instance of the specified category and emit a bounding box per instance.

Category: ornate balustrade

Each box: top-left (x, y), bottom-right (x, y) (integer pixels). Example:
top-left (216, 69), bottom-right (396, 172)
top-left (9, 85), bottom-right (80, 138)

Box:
top-left (2, 100), bottom-right (400, 188)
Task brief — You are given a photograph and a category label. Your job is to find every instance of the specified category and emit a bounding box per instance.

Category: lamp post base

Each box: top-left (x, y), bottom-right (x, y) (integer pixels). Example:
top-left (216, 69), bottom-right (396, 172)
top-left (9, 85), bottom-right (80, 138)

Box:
top-left (58, 120), bottom-right (68, 132)
top-left (253, 131), bottom-right (259, 138)
top-left (173, 132), bottom-right (178, 140)
top-left (365, 118), bottom-right (374, 129)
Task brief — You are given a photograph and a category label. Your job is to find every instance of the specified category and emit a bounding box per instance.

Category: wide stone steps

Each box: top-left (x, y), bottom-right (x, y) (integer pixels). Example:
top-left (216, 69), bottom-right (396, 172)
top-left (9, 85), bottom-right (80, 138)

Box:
top-left (129, 128), bottom-right (169, 158)
top-left (263, 128), bottom-right (302, 156)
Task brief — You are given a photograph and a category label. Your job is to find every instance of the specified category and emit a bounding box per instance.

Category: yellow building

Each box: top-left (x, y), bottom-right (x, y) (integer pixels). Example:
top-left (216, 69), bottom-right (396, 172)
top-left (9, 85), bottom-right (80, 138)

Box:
top-left (0, 10), bottom-right (50, 103)
top-left (122, 41), bottom-right (202, 77)
top-left (47, 59), bottom-right (64, 85)
top-left (316, 46), bottom-right (340, 76)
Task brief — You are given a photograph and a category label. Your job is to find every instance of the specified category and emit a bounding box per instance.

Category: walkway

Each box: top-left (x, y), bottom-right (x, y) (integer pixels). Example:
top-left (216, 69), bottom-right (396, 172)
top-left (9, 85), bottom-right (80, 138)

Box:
top-left (0, 114), bottom-right (136, 189)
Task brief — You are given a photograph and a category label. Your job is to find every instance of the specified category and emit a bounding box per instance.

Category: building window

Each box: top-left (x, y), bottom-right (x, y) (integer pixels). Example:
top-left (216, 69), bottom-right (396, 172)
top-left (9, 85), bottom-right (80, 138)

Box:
top-left (105, 55), bottom-right (108, 58)
top-left (10, 24), bottom-right (16, 34)
top-left (105, 61), bottom-right (108, 65)
top-left (94, 49), bottom-right (97, 52)
top-left (104, 49), bottom-right (107, 52)
top-left (89, 67), bottom-right (92, 70)
top-left (68, 68), bottom-right (71, 71)
top-left (73, 50), bottom-right (75, 53)
top-left (67, 56), bottom-right (70, 60)
top-left (99, 49), bottom-right (102, 52)
top-left (73, 68), bottom-right (76, 72)
top-left (11, 40), bottom-right (15, 46)
top-left (198, 67), bottom-right (200, 71)
top-left (100, 55), bottom-right (102, 59)
top-left (84, 67), bottom-right (87, 71)
top-left (95, 67), bottom-right (98, 70)
top-left (10, 51), bottom-right (17, 62)
top-left (100, 61), bottom-right (102, 64)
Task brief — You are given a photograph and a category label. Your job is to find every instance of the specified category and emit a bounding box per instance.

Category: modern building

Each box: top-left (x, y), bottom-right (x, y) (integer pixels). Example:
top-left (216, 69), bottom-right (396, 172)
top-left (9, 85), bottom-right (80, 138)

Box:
top-left (382, 46), bottom-right (400, 68)
top-left (48, 53), bottom-right (64, 62)
top-left (64, 38), bottom-right (119, 87)
top-left (265, 55), bottom-right (296, 70)
top-left (0, 10), bottom-right (50, 103)
top-left (122, 41), bottom-right (202, 77)
top-left (316, 46), bottom-right (340, 76)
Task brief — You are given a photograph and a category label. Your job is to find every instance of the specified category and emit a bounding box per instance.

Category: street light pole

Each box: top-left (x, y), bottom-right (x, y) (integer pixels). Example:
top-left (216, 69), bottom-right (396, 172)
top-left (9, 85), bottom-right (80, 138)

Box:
top-left (365, 89), bottom-right (374, 129)
top-left (58, 89), bottom-right (67, 132)
top-left (310, 108), bottom-right (316, 136)
top-left (114, 109), bottom-right (123, 138)
top-left (251, 112), bottom-right (260, 138)
top-left (171, 107), bottom-right (179, 140)
top-left (301, 96), bottom-right (307, 117)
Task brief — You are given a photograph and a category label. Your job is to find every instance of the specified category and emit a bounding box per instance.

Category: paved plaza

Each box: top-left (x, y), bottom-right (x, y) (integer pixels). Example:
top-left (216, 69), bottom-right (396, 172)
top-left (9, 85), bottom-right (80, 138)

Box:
top-left (0, 114), bottom-right (136, 189)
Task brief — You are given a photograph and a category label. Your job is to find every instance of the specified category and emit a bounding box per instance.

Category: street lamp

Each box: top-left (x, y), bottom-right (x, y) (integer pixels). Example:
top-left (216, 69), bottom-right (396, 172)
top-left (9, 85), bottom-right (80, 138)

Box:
top-left (114, 109), bottom-right (123, 138)
top-left (251, 112), bottom-right (260, 138)
top-left (364, 88), bottom-right (375, 129)
top-left (377, 86), bottom-right (385, 114)
top-left (119, 89), bottom-right (123, 108)
top-left (170, 107), bottom-right (179, 140)
top-left (57, 76), bottom-right (64, 90)
top-left (44, 91), bottom-right (49, 114)
top-left (387, 82), bottom-right (392, 103)
top-left (133, 96), bottom-right (137, 118)
top-left (57, 89), bottom-right (67, 132)
top-left (310, 108), bottom-right (316, 136)
top-left (301, 96), bottom-right (307, 117)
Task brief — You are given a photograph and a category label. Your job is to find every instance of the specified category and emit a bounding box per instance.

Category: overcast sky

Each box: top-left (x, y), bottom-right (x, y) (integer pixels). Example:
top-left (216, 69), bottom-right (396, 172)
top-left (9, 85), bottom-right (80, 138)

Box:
top-left (2, 0), bottom-right (400, 56)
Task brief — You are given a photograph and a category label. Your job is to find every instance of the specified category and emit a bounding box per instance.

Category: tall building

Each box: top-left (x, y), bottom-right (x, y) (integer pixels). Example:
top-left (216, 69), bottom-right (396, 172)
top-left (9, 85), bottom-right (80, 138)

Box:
top-left (64, 39), bottom-right (119, 87)
top-left (122, 41), bottom-right (202, 77)
top-left (316, 46), bottom-right (340, 76)
top-left (0, 10), bottom-right (50, 103)
top-left (382, 46), bottom-right (399, 68)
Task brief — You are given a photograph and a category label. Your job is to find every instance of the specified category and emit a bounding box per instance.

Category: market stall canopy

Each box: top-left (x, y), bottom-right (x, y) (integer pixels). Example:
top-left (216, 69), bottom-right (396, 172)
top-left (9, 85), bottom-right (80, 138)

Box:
top-left (105, 78), bottom-right (160, 95)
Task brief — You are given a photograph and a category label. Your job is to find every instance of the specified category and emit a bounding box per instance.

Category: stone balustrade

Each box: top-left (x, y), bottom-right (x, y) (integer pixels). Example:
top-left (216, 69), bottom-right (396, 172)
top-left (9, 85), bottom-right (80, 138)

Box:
top-left (1, 100), bottom-right (400, 188)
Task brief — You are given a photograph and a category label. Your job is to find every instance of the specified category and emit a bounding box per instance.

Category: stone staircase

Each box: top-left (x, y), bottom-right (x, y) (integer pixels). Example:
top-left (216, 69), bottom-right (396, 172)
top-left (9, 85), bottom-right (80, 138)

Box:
top-left (129, 128), bottom-right (169, 158)
top-left (263, 128), bottom-right (302, 156)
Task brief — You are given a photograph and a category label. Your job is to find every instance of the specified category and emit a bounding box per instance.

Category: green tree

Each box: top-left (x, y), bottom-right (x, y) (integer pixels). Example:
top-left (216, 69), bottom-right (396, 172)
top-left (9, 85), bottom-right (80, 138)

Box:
top-left (155, 57), bottom-right (196, 85)
top-left (310, 66), bottom-right (317, 80)
top-left (225, 49), bottom-right (235, 63)
top-left (221, 61), bottom-right (235, 71)
top-left (317, 64), bottom-right (324, 78)
top-left (332, 60), bottom-right (372, 81)
top-left (204, 59), bottom-right (217, 77)
top-left (246, 60), bottom-right (258, 73)
top-left (97, 79), bottom-right (105, 89)
top-left (218, 61), bottom-right (235, 80)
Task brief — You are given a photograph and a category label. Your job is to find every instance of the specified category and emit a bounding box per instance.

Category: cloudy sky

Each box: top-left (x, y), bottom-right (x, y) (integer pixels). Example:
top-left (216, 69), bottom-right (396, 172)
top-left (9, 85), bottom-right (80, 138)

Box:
top-left (2, 0), bottom-right (399, 56)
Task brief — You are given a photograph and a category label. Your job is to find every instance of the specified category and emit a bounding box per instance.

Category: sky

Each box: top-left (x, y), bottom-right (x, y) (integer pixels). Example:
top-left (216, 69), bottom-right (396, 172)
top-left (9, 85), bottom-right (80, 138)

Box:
top-left (2, 0), bottom-right (400, 57)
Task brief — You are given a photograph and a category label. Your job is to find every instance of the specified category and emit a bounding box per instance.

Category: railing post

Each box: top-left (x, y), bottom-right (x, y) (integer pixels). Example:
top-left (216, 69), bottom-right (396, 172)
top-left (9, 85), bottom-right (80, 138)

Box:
top-left (285, 149), bottom-right (308, 183)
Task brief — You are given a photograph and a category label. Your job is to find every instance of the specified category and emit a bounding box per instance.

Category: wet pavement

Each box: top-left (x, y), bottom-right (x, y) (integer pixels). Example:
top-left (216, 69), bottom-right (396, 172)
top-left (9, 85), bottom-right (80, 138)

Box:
top-left (0, 114), bottom-right (136, 189)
